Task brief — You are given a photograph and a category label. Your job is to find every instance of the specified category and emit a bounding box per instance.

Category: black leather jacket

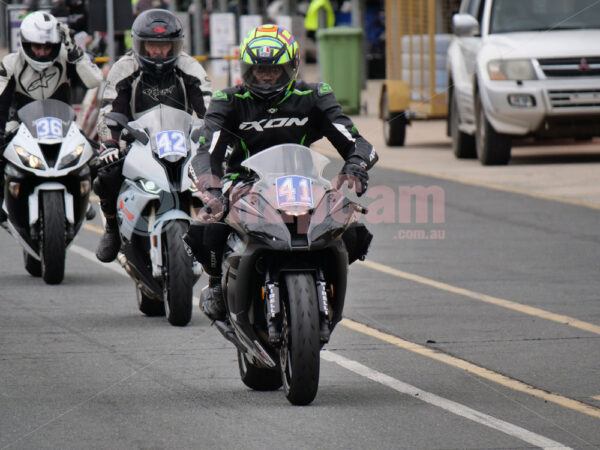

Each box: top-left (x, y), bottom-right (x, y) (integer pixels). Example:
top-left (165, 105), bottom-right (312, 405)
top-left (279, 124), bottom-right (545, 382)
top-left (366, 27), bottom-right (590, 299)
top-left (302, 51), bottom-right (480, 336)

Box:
top-left (190, 80), bottom-right (378, 188)
top-left (98, 52), bottom-right (211, 141)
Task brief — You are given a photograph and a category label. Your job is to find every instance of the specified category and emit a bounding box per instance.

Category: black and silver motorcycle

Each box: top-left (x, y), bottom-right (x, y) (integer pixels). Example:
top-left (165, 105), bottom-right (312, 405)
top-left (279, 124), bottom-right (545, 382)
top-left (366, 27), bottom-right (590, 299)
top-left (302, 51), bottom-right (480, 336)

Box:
top-left (187, 144), bottom-right (372, 405)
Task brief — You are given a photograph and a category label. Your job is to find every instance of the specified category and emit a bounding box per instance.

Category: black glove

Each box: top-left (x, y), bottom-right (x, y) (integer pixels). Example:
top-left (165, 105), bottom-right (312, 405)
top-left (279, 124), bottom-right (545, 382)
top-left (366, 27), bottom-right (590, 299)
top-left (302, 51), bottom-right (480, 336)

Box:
top-left (97, 139), bottom-right (120, 168)
top-left (335, 158), bottom-right (369, 196)
top-left (198, 188), bottom-right (228, 222)
top-left (190, 127), bottom-right (202, 144)
top-left (58, 22), bottom-right (83, 62)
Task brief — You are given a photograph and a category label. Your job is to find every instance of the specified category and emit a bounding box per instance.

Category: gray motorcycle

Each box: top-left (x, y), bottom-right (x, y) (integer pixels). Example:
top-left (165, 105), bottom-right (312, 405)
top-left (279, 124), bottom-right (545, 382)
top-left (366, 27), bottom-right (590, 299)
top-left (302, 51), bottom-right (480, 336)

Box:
top-left (105, 105), bottom-right (203, 326)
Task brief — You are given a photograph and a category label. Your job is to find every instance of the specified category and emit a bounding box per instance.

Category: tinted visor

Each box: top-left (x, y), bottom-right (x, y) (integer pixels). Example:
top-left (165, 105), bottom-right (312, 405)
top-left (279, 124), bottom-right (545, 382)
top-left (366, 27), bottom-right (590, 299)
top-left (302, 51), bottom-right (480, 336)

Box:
top-left (241, 61), bottom-right (296, 97)
top-left (132, 37), bottom-right (183, 61)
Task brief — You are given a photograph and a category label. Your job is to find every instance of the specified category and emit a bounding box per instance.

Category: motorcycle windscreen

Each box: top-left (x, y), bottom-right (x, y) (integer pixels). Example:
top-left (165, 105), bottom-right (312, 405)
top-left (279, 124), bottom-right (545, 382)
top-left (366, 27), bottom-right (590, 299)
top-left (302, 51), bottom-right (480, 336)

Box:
top-left (128, 104), bottom-right (203, 163)
top-left (241, 144), bottom-right (332, 214)
top-left (242, 144), bottom-right (331, 185)
top-left (17, 99), bottom-right (75, 140)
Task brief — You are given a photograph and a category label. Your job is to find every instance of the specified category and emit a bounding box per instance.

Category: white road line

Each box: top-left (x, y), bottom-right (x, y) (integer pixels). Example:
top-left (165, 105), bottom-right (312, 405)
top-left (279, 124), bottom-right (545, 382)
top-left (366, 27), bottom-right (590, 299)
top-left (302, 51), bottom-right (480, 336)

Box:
top-left (70, 244), bottom-right (126, 276)
top-left (321, 351), bottom-right (571, 450)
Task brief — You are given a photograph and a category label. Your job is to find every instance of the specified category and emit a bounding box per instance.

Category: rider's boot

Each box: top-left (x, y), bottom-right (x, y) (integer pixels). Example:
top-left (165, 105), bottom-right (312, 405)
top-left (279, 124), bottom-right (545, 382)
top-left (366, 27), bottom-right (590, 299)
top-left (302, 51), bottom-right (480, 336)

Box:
top-left (95, 200), bottom-right (120, 262)
top-left (200, 276), bottom-right (227, 321)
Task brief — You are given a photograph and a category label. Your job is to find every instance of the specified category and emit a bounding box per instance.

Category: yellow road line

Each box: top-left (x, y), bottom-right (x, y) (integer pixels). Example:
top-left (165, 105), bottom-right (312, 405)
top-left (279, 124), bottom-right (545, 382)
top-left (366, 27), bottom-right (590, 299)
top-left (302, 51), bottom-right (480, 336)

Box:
top-left (83, 222), bottom-right (104, 234)
top-left (341, 318), bottom-right (600, 419)
top-left (357, 259), bottom-right (600, 336)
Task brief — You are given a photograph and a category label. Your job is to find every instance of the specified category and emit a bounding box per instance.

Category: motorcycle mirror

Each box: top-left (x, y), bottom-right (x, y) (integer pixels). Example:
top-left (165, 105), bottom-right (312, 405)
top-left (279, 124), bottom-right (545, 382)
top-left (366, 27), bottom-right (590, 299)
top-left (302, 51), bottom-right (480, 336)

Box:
top-left (105, 112), bottom-right (149, 146)
top-left (105, 112), bottom-right (129, 127)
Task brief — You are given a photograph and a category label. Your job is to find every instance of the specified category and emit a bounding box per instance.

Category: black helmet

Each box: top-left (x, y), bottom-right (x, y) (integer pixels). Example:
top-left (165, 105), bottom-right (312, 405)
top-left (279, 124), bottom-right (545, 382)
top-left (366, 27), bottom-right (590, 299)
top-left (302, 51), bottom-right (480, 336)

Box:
top-left (131, 9), bottom-right (184, 76)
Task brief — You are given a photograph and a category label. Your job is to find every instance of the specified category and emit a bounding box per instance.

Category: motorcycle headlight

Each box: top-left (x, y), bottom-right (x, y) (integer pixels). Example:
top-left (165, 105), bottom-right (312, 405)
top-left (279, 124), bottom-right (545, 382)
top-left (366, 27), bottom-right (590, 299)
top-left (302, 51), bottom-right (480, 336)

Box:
top-left (139, 179), bottom-right (162, 194)
top-left (487, 59), bottom-right (537, 81)
top-left (57, 144), bottom-right (85, 170)
top-left (15, 146), bottom-right (46, 169)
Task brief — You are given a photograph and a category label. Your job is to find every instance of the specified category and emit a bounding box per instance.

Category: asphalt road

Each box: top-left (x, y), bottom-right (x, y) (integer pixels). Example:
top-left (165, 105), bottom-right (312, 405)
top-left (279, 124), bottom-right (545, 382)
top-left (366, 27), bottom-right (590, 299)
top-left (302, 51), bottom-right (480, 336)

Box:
top-left (2, 127), bottom-right (600, 448)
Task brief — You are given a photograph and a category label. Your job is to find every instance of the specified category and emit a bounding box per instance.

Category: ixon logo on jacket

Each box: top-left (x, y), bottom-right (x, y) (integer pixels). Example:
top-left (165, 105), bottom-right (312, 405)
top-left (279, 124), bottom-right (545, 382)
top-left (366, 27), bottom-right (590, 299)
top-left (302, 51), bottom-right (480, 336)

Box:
top-left (239, 117), bottom-right (309, 131)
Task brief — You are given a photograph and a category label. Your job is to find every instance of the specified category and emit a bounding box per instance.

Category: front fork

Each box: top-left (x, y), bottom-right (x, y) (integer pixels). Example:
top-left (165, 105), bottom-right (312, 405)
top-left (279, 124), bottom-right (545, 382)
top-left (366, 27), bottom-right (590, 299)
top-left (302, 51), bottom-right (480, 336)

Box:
top-left (264, 268), bottom-right (332, 346)
top-left (316, 268), bottom-right (332, 343)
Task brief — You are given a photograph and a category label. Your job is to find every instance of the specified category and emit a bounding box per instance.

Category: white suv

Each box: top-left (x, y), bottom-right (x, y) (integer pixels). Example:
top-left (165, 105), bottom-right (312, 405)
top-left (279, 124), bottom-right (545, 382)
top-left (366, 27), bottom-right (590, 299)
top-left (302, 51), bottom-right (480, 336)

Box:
top-left (447, 0), bottom-right (600, 165)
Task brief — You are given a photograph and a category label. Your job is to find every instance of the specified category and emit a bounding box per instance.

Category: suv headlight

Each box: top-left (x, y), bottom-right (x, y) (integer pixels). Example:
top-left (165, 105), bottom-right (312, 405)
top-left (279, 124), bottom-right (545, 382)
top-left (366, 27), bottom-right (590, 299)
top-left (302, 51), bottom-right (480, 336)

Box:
top-left (15, 146), bottom-right (46, 169)
top-left (488, 59), bottom-right (537, 81)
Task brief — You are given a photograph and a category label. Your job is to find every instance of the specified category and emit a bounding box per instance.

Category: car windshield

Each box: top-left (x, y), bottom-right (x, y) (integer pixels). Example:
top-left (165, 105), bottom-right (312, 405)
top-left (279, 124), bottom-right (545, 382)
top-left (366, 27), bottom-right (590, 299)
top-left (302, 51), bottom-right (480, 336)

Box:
top-left (490, 0), bottom-right (600, 34)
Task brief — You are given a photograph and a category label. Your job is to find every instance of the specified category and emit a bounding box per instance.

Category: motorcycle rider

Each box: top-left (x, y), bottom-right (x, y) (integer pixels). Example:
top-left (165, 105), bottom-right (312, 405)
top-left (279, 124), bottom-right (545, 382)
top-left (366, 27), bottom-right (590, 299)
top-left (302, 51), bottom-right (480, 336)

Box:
top-left (0, 11), bottom-right (103, 223)
top-left (187, 24), bottom-right (378, 321)
top-left (94, 8), bottom-right (212, 263)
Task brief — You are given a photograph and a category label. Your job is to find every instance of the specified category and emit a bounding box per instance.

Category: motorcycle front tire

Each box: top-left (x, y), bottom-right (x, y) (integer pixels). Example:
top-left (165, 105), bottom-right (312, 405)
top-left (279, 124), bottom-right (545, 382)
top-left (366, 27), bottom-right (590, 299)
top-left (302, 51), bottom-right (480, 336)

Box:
top-left (40, 191), bottom-right (66, 284)
top-left (163, 220), bottom-right (193, 326)
top-left (280, 272), bottom-right (321, 406)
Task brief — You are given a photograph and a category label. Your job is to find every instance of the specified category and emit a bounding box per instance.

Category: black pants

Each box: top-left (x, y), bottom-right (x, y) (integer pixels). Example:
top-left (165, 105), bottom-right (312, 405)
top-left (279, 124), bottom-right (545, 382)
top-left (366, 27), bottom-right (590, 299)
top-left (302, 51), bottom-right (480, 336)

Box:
top-left (92, 163), bottom-right (124, 217)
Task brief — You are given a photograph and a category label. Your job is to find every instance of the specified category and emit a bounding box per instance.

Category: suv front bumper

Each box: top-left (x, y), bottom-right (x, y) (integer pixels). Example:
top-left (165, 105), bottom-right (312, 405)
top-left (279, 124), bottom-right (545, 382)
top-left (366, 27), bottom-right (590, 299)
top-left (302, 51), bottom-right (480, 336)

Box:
top-left (482, 78), bottom-right (600, 138)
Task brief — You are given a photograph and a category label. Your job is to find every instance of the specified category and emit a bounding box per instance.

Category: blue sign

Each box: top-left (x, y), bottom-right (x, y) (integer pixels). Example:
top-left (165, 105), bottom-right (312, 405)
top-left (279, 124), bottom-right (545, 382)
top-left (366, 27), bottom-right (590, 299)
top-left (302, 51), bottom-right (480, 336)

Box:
top-left (276, 175), bottom-right (313, 208)
top-left (36, 117), bottom-right (63, 140)
top-left (156, 130), bottom-right (187, 158)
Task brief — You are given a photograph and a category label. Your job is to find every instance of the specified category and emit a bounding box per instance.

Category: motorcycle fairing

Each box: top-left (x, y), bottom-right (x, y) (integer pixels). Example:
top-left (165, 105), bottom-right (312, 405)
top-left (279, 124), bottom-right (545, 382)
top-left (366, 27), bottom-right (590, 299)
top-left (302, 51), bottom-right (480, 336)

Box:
top-left (148, 209), bottom-right (195, 277)
top-left (117, 179), bottom-right (160, 241)
top-left (5, 100), bottom-right (94, 177)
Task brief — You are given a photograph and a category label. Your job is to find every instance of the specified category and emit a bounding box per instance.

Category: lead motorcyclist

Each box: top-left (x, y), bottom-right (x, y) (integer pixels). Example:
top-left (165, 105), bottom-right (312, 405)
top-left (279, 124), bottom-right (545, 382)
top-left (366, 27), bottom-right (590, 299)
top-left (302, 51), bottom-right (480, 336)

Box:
top-left (188, 24), bottom-right (378, 321)
top-left (0, 11), bottom-right (103, 223)
top-left (94, 8), bottom-right (212, 263)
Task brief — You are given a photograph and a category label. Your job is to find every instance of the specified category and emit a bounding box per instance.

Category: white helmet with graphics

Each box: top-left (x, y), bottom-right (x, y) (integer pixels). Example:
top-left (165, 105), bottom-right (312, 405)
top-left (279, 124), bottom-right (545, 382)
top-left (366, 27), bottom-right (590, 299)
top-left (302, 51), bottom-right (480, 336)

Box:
top-left (19, 12), bottom-right (62, 72)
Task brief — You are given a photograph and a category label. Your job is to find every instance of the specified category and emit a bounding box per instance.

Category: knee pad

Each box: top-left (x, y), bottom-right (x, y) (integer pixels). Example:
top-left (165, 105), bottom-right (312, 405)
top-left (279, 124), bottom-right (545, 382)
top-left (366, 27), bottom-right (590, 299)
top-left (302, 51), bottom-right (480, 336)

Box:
top-left (342, 222), bottom-right (373, 264)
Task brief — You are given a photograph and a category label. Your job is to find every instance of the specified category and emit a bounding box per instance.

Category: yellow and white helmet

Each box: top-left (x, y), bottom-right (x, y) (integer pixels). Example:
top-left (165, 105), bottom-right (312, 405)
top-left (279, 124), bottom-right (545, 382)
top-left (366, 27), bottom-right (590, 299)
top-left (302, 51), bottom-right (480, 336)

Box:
top-left (239, 24), bottom-right (300, 99)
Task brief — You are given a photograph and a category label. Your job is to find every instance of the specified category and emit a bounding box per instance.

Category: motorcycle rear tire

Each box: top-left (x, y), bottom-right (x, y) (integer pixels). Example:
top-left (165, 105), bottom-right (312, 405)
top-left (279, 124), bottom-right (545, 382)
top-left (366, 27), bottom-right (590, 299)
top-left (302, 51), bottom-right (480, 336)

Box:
top-left (237, 350), bottom-right (282, 391)
top-left (280, 272), bottom-right (320, 406)
top-left (138, 289), bottom-right (166, 317)
top-left (41, 191), bottom-right (66, 284)
top-left (163, 221), bottom-right (193, 326)
top-left (23, 250), bottom-right (41, 277)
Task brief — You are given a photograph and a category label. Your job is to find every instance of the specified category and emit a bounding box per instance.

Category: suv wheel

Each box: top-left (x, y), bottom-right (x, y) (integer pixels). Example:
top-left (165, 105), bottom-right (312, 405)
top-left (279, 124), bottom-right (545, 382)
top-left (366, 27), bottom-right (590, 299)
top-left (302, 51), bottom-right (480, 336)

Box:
top-left (475, 93), bottom-right (511, 165)
top-left (450, 88), bottom-right (476, 159)
top-left (382, 90), bottom-right (407, 146)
